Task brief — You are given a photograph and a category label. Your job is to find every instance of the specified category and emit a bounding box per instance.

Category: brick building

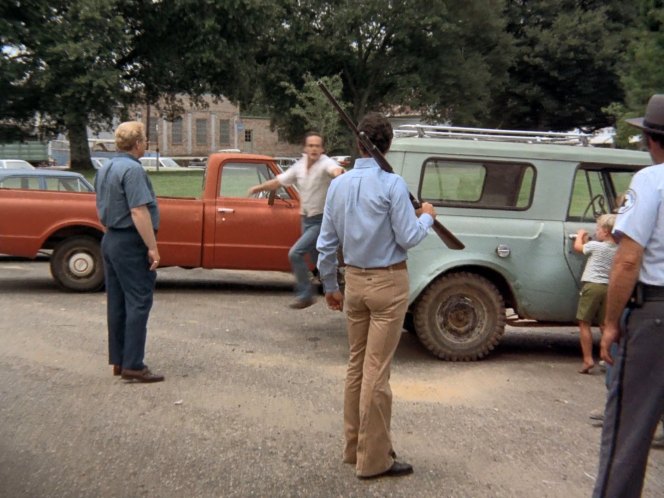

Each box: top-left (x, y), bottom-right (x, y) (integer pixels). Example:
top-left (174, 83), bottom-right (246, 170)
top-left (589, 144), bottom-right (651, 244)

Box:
top-left (134, 95), bottom-right (301, 158)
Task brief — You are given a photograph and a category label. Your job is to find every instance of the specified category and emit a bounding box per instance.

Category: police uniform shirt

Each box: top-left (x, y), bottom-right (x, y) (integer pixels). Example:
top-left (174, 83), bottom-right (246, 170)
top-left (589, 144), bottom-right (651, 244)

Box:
top-left (95, 153), bottom-right (160, 230)
top-left (614, 162), bottom-right (664, 285)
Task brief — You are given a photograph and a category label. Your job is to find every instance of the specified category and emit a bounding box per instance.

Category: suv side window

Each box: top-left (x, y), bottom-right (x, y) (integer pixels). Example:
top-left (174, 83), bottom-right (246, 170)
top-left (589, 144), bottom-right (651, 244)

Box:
top-left (420, 159), bottom-right (535, 210)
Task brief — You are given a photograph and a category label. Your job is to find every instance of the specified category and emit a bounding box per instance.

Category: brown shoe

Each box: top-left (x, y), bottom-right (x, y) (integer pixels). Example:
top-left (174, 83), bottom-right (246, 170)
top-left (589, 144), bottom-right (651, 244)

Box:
top-left (112, 365), bottom-right (122, 376)
top-left (121, 367), bottom-right (164, 383)
top-left (288, 297), bottom-right (316, 309)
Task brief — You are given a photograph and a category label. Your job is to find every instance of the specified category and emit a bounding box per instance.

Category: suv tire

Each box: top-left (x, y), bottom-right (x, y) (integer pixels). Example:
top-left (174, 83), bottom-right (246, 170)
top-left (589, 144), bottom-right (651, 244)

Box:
top-left (413, 272), bottom-right (505, 361)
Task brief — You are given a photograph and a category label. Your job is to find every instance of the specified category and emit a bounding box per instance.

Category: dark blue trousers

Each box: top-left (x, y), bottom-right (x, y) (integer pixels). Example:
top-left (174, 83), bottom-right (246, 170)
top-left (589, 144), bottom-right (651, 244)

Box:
top-left (593, 302), bottom-right (664, 497)
top-left (102, 228), bottom-right (156, 371)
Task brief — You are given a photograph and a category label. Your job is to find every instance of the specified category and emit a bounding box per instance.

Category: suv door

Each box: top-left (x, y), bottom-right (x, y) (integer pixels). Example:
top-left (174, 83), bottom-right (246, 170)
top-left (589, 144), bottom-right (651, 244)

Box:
top-left (563, 165), bottom-right (636, 286)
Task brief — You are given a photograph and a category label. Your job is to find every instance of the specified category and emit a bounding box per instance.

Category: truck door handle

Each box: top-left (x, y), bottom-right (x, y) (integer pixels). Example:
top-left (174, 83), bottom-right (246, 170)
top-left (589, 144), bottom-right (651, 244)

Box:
top-left (217, 208), bottom-right (235, 213)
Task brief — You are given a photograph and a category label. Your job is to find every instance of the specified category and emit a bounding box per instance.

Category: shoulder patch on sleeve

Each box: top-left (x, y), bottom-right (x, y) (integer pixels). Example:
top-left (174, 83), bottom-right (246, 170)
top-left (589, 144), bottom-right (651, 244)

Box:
top-left (618, 189), bottom-right (636, 214)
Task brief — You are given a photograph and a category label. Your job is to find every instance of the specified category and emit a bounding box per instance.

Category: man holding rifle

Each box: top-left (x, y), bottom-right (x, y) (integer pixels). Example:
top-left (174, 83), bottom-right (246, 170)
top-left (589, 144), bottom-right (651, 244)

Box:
top-left (317, 112), bottom-right (436, 479)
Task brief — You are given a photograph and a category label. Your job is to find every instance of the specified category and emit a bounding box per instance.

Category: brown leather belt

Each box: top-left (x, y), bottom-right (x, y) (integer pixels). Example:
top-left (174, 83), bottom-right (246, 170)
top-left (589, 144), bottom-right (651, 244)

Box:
top-left (346, 261), bottom-right (407, 271)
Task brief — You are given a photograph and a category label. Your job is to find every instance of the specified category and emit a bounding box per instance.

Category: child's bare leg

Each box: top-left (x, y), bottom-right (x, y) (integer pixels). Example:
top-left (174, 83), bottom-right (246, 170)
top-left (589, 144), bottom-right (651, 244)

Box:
top-left (578, 320), bottom-right (595, 373)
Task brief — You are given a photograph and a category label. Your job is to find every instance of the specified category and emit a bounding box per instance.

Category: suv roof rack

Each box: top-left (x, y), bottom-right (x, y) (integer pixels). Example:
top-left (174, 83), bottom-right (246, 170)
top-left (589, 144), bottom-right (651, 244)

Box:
top-left (394, 124), bottom-right (591, 146)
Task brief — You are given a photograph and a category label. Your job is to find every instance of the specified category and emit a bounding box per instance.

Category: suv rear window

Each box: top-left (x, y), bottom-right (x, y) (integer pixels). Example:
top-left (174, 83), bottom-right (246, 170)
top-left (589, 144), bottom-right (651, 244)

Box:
top-left (419, 158), bottom-right (535, 210)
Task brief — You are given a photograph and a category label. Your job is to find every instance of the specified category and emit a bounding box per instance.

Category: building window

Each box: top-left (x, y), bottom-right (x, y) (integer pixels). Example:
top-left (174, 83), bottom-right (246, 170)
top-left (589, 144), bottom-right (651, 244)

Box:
top-left (219, 119), bottom-right (230, 146)
top-left (171, 118), bottom-right (183, 145)
top-left (196, 119), bottom-right (207, 146)
top-left (148, 117), bottom-right (158, 144)
top-left (244, 129), bottom-right (253, 143)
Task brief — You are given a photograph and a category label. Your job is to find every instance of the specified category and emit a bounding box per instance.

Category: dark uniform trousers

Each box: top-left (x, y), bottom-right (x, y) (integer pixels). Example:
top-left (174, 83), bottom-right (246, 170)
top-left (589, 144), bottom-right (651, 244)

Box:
top-left (102, 228), bottom-right (157, 371)
top-left (593, 291), bottom-right (664, 498)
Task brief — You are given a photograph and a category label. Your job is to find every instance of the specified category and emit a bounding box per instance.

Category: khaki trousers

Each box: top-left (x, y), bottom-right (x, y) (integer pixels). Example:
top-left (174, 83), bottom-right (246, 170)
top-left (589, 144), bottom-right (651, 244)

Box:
top-left (342, 265), bottom-right (409, 477)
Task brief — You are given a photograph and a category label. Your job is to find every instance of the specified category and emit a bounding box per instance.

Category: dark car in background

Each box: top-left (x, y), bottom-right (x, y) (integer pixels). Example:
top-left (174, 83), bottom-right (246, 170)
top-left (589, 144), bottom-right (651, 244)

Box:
top-left (0, 169), bottom-right (94, 192)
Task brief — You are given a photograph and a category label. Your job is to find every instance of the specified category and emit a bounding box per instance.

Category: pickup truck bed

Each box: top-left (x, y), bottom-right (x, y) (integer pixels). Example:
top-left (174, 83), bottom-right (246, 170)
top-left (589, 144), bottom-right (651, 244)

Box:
top-left (0, 153), bottom-right (302, 291)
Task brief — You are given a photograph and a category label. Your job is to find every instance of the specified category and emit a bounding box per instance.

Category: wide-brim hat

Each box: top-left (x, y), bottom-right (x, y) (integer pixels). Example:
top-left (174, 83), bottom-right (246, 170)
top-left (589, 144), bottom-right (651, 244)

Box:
top-left (625, 94), bottom-right (664, 136)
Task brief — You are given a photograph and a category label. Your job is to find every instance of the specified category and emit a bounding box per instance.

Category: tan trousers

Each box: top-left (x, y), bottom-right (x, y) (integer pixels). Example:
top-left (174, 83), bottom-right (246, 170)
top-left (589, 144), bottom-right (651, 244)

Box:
top-left (342, 265), bottom-right (410, 477)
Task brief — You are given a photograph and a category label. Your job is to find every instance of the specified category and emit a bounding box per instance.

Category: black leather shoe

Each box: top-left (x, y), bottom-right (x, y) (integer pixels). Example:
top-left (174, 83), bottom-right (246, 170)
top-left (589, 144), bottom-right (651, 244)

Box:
top-left (121, 367), bottom-right (164, 383)
top-left (288, 297), bottom-right (316, 309)
top-left (360, 461), bottom-right (413, 479)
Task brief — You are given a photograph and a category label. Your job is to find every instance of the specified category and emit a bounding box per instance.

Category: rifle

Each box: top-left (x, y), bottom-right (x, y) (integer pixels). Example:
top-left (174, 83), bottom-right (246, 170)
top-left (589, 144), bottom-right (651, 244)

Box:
top-left (317, 81), bottom-right (464, 250)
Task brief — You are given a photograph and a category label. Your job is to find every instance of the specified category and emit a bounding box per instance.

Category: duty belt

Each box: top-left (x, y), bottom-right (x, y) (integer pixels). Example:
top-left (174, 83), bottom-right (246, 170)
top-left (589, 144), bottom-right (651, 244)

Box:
top-left (643, 284), bottom-right (664, 301)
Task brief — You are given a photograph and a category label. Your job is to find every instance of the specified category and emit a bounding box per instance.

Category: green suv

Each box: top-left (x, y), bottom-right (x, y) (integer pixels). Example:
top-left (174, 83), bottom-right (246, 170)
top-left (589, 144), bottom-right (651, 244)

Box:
top-left (387, 126), bottom-right (651, 361)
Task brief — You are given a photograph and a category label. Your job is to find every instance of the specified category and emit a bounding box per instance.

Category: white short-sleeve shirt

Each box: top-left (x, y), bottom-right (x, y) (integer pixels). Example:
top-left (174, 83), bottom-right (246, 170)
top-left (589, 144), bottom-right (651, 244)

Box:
top-left (614, 162), bottom-right (664, 285)
top-left (277, 154), bottom-right (342, 217)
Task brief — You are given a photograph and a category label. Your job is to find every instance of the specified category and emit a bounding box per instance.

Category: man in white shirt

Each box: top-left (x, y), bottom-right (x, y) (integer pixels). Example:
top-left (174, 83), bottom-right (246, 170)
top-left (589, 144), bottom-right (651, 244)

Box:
top-left (249, 132), bottom-right (344, 308)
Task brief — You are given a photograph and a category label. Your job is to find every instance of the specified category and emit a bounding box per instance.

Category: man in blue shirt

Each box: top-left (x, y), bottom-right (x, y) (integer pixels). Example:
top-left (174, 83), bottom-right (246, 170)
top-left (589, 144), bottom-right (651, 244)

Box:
top-left (593, 94), bottom-right (664, 497)
top-left (95, 121), bottom-right (164, 383)
top-left (317, 112), bottom-right (436, 478)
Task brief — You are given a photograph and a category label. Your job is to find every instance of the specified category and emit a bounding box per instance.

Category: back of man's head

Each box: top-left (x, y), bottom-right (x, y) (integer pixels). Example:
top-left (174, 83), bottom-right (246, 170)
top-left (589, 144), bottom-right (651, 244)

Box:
top-left (358, 112), bottom-right (393, 154)
top-left (115, 121), bottom-right (146, 152)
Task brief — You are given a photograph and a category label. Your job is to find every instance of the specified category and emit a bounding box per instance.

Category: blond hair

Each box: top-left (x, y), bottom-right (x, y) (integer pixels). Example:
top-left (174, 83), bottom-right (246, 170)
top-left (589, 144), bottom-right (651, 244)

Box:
top-left (597, 213), bottom-right (616, 232)
top-left (115, 121), bottom-right (146, 152)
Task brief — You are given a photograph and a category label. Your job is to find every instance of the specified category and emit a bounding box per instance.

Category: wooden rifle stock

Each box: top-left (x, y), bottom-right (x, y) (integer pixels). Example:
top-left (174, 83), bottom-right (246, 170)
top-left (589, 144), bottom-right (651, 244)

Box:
top-left (317, 81), bottom-right (464, 250)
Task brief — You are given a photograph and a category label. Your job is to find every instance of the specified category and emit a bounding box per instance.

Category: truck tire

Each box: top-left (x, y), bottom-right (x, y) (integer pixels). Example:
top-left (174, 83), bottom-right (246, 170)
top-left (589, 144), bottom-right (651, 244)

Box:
top-left (413, 272), bottom-right (505, 361)
top-left (50, 236), bottom-right (104, 292)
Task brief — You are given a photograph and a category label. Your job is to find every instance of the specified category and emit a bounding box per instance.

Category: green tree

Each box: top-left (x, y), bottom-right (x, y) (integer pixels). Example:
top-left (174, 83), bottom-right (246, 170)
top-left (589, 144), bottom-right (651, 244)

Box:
top-left (609, 0), bottom-right (664, 148)
top-left (491, 0), bottom-right (640, 131)
top-left (258, 0), bottom-right (513, 140)
top-left (1, 0), bottom-right (132, 168)
top-left (0, 0), bottom-right (272, 169)
top-left (281, 74), bottom-right (349, 153)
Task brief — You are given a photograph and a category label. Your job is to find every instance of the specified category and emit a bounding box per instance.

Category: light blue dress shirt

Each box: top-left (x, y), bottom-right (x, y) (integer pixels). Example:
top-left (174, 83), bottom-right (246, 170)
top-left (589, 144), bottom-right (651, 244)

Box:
top-left (316, 157), bottom-right (433, 292)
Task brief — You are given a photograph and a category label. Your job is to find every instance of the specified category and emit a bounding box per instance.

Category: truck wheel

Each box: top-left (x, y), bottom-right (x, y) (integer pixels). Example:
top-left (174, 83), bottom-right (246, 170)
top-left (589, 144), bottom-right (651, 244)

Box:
top-left (50, 237), bottom-right (104, 292)
top-left (413, 272), bottom-right (505, 361)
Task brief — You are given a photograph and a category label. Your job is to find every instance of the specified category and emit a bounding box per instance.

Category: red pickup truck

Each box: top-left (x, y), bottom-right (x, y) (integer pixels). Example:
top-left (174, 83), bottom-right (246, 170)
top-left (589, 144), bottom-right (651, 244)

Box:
top-left (0, 153), bottom-right (302, 291)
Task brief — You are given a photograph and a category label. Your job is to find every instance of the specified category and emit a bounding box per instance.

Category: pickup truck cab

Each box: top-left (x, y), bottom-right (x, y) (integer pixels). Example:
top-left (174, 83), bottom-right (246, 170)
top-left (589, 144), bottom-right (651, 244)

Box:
top-left (0, 153), bottom-right (301, 291)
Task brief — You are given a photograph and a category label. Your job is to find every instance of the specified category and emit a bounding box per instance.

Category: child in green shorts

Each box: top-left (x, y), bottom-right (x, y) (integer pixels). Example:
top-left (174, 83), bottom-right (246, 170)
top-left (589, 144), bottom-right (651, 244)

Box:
top-left (573, 214), bottom-right (617, 374)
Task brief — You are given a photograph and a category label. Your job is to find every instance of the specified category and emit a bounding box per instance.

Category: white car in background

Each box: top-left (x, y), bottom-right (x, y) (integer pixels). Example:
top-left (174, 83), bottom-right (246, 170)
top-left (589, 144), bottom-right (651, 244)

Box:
top-left (0, 159), bottom-right (35, 170)
top-left (273, 156), bottom-right (299, 171)
top-left (139, 157), bottom-right (187, 171)
top-left (91, 157), bottom-right (110, 170)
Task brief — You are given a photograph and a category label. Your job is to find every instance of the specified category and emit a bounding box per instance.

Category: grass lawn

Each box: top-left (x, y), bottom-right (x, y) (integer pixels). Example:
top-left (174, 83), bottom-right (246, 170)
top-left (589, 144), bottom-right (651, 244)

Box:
top-left (81, 169), bottom-right (206, 198)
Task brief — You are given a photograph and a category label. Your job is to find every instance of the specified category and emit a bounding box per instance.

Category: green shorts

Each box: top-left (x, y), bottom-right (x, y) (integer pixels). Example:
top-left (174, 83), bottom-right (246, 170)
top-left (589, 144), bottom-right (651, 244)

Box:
top-left (576, 282), bottom-right (608, 324)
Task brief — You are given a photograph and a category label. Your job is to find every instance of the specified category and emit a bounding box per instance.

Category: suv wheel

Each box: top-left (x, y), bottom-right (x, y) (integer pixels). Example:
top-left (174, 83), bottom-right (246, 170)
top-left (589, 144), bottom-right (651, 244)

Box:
top-left (413, 272), bottom-right (505, 361)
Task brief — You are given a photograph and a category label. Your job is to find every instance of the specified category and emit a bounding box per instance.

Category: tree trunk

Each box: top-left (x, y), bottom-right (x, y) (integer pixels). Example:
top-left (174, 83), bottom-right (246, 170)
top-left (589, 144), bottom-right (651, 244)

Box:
top-left (67, 118), bottom-right (93, 171)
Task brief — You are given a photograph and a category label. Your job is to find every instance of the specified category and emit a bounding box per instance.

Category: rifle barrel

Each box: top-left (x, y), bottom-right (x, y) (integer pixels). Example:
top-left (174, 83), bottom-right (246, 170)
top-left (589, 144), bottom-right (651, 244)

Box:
top-left (317, 81), bottom-right (464, 250)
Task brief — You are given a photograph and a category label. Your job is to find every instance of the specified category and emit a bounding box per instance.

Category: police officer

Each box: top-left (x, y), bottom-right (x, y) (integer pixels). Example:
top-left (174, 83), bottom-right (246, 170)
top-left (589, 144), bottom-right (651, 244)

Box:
top-left (593, 94), bottom-right (664, 497)
top-left (95, 121), bottom-right (164, 383)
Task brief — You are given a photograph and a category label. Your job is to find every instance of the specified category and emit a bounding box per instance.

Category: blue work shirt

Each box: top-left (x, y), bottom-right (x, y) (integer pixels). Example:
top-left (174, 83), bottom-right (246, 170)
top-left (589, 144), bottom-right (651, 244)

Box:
top-left (95, 153), bottom-right (160, 230)
top-left (316, 157), bottom-right (433, 292)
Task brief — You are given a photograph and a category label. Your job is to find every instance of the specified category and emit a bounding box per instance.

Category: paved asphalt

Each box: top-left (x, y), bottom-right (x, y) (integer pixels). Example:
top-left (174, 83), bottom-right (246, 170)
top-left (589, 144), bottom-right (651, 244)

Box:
top-left (0, 260), bottom-right (662, 497)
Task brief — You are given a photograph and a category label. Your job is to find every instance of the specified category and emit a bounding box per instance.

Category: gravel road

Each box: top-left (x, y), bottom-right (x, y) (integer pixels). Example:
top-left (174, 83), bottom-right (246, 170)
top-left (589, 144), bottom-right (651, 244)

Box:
top-left (1, 260), bottom-right (662, 497)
